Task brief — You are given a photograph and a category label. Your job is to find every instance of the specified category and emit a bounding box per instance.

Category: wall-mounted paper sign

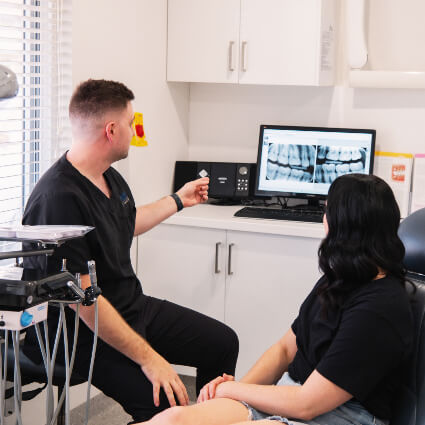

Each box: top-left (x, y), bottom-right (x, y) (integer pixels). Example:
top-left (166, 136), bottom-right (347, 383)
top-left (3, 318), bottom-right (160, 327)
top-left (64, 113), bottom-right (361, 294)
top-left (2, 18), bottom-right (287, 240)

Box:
top-left (374, 151), bottom-right (413, 218)
top-left (131, 112), bottom-right (148, 147)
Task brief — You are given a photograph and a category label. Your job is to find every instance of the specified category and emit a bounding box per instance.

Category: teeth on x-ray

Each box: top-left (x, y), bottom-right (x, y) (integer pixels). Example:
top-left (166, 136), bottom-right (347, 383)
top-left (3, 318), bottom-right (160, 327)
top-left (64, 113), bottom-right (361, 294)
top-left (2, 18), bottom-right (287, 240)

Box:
top-left (267, 161), bottom-right (279, 179)
top-left (350, 161), bottom-right (364, 172)
top-left (277, 145), bottom-right (289, 165)
top-left (288, 145), bottom-right (301, 167)
top-left (300, 146), bottom-right (310, 168)
top-left (336, 163), bottom-right (350, 177)
top-left (266, 143), bottom-right (367, 184)
top-left (317, 146), bottom-right (327, 160)
top-left (266, 143), bottom-right (316, 182)
top-left (314, 145), bottom-right (367, 184)
top-left (268, 143), bottom-right (279, 163)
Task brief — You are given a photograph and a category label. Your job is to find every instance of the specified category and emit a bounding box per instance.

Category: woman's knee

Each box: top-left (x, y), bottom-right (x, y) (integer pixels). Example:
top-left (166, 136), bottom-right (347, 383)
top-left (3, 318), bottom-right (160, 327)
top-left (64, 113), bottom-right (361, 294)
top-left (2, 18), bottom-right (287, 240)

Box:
top-left (153, 406), bottom-right (188, 425)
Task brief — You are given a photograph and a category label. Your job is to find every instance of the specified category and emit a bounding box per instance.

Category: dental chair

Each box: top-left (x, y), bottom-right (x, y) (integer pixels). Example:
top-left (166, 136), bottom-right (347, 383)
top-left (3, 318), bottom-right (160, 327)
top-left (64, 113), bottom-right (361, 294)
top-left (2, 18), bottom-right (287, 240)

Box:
top-left (391, 208), bottom-right (425, 425)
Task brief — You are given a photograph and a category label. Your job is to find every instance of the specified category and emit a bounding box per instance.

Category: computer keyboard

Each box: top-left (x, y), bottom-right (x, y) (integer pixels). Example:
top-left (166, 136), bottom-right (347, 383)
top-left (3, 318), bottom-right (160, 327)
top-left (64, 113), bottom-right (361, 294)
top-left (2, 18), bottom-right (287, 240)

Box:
top-left (234, 206), bottom-right (324, 223)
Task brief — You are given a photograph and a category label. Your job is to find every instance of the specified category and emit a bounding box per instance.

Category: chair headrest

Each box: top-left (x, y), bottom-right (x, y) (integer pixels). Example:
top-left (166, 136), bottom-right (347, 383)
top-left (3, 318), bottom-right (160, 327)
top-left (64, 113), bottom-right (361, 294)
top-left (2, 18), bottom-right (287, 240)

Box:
top-left (399, 208), bottom-right (425, 275)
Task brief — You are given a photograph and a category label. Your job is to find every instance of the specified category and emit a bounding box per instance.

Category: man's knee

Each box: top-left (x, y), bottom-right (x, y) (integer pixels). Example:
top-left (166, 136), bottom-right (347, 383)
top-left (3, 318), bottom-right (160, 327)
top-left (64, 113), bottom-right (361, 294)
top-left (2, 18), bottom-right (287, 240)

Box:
top-left (220, 325), bottom-right (239, 358)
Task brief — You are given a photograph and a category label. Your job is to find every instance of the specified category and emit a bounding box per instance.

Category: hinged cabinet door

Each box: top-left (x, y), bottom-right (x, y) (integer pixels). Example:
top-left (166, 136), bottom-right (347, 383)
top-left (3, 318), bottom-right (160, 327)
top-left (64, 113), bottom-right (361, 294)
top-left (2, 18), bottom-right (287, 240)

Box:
top-left (167, 0), bottom-right (240, 83)
top-left (239, 0), bottom-right (328, 85)
top-left (225, 230), bottom-right (321, 378)
top-left (138, 224), bottom-right (226, 322)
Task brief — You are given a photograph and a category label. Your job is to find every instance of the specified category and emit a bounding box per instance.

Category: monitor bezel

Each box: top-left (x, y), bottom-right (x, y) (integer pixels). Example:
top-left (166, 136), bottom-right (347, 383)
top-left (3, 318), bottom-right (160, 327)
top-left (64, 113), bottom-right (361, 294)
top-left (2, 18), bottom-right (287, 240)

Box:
top-left (254, 124), bottom-right (376, 199)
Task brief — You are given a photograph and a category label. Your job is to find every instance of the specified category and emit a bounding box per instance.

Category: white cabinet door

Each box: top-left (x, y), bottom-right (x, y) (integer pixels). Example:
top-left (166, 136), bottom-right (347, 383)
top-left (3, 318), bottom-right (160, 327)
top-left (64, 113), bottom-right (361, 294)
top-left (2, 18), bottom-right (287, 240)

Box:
top-left (138, 224), bottom-right (226, 322)
top-left (167, 0), bottom-right (240, 83)
top-left (239, 0), bottom-right (321, 85)
top-left (225, 230), bottom-right (321, 378)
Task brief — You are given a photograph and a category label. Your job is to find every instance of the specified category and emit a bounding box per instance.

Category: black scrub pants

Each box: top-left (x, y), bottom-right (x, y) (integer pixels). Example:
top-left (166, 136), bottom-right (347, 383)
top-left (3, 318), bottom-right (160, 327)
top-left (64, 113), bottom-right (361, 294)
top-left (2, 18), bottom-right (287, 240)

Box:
top-left (72, 296), bottom-right (239, 423)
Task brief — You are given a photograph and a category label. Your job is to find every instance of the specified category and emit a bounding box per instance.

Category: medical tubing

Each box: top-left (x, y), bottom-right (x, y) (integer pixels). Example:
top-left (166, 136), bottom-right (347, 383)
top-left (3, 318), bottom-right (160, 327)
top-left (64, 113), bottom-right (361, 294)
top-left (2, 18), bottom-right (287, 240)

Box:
top-left (1, 331), bottom-right (8, 425)
top-left (49, 303), bottom-right (80, 425)
top-left (34, 323), bottom-right (48, 371)
top-left (61, 304), bottom-right (70, 425)
top-left (85, 299), bottom-right (98, 425)
top-left (12, 331), bottom-right (23, 425)
top-left (0, 333), bottom-right (3, 425)
top-left (35, 321), bottom-right (52, 423)
top-left (46, 310), bottom-right (63, 424)
top-left (14, 331), bottom-right (23, 414)
top-left (43, 321), bottom-right (54, 424)
top-left (49, 308), bottom-right (63, 380)
top-left (47, 308), bottom-right (64, 425)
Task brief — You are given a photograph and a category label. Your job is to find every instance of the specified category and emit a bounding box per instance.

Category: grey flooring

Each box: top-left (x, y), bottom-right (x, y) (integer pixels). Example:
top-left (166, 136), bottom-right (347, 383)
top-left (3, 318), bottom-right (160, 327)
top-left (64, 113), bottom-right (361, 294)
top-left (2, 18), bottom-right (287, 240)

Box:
top-left (70, 375), bottom-right (196, 425)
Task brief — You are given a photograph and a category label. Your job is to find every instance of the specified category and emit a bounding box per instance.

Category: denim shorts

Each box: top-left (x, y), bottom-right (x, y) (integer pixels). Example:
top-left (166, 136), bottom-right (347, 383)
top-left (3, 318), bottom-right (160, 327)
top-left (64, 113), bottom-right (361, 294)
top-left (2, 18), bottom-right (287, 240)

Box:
top-left (240, 372), bottom-right (389, 425)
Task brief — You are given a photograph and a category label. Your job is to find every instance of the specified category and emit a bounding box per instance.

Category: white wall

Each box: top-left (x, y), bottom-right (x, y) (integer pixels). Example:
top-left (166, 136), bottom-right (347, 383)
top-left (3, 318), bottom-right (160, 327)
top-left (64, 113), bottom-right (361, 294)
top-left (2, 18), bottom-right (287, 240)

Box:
top-left (72, 0), bottom-right (190, 204)
top-left (187, 0), bottom-right (425, 163)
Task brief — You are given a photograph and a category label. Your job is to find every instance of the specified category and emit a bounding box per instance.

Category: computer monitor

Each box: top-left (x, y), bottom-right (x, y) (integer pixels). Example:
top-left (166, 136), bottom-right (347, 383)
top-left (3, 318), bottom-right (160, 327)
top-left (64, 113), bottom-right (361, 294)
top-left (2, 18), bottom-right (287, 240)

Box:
top-left (255, 125), bottom-right (376, 205)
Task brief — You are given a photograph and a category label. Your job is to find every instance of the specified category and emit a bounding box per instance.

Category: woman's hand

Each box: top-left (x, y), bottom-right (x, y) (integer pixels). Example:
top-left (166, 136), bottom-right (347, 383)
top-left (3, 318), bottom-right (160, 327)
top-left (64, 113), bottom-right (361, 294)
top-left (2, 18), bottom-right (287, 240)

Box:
top-left (197, 373), bottom-right (234, 403)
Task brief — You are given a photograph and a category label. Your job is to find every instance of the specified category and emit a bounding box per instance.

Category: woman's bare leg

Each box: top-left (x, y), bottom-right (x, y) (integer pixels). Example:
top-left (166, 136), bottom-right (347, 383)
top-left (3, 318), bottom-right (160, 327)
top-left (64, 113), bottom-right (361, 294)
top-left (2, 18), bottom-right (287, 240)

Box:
top-left (138, 398), bottom-right (250, 425)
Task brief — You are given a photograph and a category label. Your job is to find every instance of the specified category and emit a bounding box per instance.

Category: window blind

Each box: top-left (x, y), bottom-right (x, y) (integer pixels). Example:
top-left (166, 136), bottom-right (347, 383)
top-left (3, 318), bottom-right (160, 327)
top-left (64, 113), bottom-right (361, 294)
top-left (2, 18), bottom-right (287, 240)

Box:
top-left (0, 0), bottom-right (72, 254)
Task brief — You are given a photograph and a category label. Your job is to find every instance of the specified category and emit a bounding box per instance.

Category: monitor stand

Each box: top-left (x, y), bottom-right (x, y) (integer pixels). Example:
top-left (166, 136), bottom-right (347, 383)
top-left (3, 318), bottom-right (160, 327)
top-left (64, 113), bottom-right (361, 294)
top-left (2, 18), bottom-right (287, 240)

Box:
top-left (292, 199), bottom-right (324, 212)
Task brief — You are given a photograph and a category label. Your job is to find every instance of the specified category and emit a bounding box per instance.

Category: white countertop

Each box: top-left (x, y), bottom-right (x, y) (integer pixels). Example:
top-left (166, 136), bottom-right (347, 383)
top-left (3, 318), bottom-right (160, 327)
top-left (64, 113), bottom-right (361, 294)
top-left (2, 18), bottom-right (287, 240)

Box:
top-left (163, 204), bottom-right (325, 239)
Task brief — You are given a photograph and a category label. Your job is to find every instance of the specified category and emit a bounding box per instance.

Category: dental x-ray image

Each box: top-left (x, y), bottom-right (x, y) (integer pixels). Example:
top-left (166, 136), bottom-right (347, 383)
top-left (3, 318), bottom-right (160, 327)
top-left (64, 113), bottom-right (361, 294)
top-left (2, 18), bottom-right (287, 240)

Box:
top-left (314, 146), bottom-right (367, 184)
top-left (266, 143), bottom-right (317, 182)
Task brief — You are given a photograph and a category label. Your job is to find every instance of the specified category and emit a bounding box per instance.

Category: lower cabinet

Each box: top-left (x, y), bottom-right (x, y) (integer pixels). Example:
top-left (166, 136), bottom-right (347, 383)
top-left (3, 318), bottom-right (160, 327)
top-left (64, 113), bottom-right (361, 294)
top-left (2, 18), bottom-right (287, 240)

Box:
top-left (138, 224), bottom-right (321, 379)
top-left (138, 224), bottom-right (226, 322)
top-left (224, 230), bottom-right (320, 377)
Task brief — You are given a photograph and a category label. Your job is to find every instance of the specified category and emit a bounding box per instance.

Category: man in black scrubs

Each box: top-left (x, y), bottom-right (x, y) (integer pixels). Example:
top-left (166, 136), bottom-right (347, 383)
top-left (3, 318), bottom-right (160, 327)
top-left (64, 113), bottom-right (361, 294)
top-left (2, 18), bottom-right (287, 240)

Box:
top-left (22, 79), bottom-right (239, 422)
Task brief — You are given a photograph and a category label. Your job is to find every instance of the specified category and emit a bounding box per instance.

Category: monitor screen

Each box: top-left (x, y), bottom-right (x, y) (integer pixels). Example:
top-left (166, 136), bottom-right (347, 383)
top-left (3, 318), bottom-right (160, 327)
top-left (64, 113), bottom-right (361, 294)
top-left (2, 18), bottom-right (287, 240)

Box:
top-left (255, 125), bottom-right (376, 199)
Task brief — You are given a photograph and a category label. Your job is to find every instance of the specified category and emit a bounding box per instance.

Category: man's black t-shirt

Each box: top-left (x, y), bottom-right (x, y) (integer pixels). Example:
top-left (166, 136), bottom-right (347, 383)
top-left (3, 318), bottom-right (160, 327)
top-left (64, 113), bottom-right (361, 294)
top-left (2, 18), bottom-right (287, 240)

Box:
top-left (288, 275), bottom-right (414, 420)
top-left (22, 154), bottom-right (150, 345)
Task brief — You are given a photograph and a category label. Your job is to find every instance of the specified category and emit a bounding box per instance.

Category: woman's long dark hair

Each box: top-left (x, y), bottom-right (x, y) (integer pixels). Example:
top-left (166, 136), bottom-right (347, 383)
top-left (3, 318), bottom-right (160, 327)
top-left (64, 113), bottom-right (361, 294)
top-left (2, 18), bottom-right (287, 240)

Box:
top-left (318, 173), bottom-right (406, 313)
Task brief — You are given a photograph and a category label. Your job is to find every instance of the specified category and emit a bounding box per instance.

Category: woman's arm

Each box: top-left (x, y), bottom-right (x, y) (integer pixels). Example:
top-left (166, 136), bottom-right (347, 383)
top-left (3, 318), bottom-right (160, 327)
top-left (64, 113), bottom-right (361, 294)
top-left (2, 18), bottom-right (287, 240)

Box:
top-left (198, 328), bottom-right (297, 402)
top-left (216, 369), bottom-right (352, 421)
top-left (240, 328), bottom-right (297, 385)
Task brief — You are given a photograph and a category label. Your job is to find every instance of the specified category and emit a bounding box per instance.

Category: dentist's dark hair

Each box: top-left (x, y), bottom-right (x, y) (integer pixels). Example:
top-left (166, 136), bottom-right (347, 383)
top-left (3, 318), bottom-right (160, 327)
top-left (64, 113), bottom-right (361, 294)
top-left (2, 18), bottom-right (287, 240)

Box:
top-left (317, 173), bottom-right (407, 313)
top-left (69, 79), bottom-right (134, 120)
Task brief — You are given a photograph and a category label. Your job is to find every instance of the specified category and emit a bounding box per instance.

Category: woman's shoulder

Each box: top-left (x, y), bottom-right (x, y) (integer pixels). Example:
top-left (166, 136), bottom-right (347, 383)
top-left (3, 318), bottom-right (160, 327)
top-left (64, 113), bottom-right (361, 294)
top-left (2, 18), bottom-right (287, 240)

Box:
top-left (344, 275), bottom-right (413, 342)
top-left (350, 275), bottom-right (409, 301)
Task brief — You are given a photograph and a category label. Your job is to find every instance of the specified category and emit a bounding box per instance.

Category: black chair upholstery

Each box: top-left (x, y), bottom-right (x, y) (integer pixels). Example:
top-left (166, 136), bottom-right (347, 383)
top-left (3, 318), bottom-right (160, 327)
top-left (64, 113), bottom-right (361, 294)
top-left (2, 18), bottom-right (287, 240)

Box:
top-left (391, 208), bottom-right (425, 425)
top-left (399, 208), bottom-right (425, 276)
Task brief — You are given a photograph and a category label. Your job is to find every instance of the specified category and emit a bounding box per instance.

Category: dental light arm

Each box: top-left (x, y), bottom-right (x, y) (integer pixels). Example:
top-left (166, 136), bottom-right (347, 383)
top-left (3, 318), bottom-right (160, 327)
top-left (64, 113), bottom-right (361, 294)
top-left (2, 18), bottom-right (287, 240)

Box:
top-left (0, 65), bottom-right (19, 100)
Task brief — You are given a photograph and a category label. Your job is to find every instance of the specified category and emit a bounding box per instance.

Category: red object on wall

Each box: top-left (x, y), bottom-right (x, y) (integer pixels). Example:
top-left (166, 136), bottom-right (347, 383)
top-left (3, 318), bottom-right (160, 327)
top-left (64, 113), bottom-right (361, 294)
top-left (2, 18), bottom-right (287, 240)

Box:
top-left (135, 124), bottom-right (144, 138)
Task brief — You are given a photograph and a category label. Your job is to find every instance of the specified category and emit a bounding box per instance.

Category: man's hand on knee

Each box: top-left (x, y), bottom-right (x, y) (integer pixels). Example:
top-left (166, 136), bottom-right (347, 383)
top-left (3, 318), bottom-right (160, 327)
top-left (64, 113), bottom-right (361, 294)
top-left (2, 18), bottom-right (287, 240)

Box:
top-left (141, 350), bottom-right (190, 408)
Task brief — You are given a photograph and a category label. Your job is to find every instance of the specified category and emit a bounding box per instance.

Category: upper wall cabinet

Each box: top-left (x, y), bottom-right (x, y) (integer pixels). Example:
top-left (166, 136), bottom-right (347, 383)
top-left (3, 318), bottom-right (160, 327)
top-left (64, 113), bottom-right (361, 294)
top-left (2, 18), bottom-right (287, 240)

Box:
top-left (167, 0), bottom-right (336, 86)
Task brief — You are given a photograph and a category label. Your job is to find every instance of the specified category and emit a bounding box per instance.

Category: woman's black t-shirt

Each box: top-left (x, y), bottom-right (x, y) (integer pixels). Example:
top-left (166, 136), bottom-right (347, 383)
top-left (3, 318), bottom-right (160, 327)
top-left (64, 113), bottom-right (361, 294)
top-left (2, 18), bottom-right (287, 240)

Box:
top-left (288, 275), bottom-right (413, 420)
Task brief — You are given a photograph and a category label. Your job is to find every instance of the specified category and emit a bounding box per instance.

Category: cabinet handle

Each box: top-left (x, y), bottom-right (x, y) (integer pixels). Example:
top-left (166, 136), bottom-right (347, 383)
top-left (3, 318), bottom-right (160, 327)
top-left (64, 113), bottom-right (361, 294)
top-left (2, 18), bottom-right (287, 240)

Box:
top-left (241, 41), bottom-right (248, 72)
top-left (228, 243), bottom-right (235, 275)
top-left (228, 41), bottom-right (235, 71)
top-left (215, 242), bottom-right (221, 274)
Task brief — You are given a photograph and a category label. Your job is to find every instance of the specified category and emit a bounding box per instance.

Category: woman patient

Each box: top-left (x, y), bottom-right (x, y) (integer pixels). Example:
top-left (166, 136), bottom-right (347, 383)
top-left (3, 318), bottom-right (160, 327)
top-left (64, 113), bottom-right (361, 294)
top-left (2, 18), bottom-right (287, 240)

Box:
top-left (138, 173), bottom-right (413, 425)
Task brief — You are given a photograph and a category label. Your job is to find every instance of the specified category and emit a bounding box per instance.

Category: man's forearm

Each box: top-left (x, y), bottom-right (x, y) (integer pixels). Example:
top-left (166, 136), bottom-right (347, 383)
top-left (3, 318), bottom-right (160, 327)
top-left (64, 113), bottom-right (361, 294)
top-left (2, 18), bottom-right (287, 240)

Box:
top-left (71, 293), bottom-right (153, 366)
top-left (134, 196), bottom-right (177, 236)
